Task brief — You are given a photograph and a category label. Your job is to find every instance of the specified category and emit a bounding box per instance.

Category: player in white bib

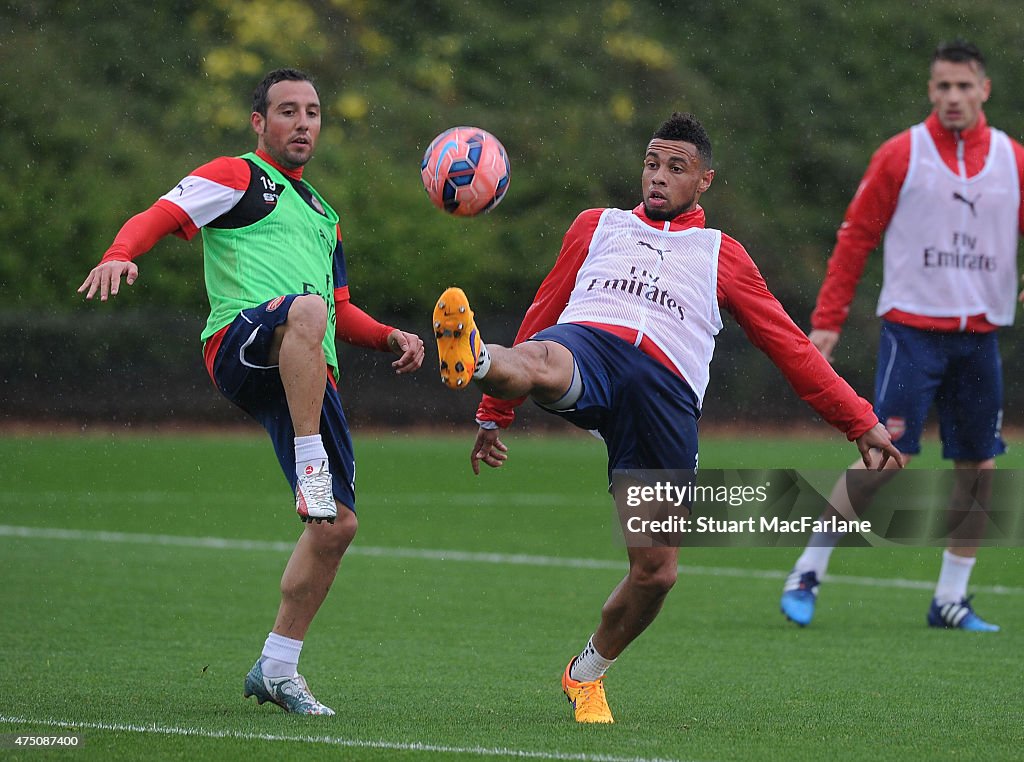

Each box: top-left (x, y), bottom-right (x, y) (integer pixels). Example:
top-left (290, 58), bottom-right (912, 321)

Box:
top-left (779, 40), bottom-right (1024, 632)
top-left (433, 112), bottom-right (902, 723)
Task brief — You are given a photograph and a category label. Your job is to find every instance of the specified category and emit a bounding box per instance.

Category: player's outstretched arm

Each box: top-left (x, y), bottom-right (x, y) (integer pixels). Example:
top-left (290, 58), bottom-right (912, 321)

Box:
top-left (855, 423), bottom-right (905, 471)
top-left (78, 260), bottom-right (139, 301)
top-left (78, 204), bottom-right (185, 301)
top-left (470, 426), bottom-right (508, 475)
top-left (386, 329), bottom-right (425, 374)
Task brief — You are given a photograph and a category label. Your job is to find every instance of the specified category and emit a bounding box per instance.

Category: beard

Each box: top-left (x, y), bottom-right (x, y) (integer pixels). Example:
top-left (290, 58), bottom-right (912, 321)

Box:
top-left (643, 192), bottom-right (696, 221)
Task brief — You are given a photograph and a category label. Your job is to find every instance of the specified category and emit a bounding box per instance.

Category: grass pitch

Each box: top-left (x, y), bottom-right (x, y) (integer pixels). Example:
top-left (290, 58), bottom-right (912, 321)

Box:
top-left (0, 429), bottom-right (1021, 761)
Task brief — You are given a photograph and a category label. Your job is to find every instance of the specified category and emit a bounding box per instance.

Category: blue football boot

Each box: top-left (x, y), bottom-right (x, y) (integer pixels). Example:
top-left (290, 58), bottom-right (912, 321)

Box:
top-left (780, 569), bottom-right (820, 626)
top-left (927, 596), bottom-right (1000, 632)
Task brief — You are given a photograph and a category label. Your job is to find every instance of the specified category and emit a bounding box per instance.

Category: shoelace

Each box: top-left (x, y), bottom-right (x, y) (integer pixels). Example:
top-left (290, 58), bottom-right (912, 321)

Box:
top-left (577, 677), bottom-right (608, 706)
top-left (799, 573), bottom-right (819, 592)
top-left (302, 471), bottom-right (334, 507)
top-left (783, 571), bottom-right (817, 593)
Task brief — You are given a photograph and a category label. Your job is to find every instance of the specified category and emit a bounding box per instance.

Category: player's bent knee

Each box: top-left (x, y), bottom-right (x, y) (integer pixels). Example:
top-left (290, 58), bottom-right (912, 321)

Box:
top-left (332, 507), bottom-right (358, 545)
top-left (307, 507), bottom-right (358, 555)
top-left (288, 294), bottom-right (329, 339)
top-left (521, 341), bottom-right (574, 399)
top-left (629, 560), bottom-right (678, 594)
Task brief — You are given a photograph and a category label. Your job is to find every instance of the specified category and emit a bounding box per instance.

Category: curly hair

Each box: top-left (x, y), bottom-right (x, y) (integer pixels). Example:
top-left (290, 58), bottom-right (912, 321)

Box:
top-left (651, 112), bottom-right (713, 169)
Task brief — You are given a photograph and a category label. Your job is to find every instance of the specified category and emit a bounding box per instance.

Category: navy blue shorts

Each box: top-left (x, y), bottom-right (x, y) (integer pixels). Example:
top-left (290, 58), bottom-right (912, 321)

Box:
top-left (529, 324), bottom-right (700, 484)
top-left (874, 320), bottom-right (1005, 461)
top-left (210, 294), bottom-right (356, 511)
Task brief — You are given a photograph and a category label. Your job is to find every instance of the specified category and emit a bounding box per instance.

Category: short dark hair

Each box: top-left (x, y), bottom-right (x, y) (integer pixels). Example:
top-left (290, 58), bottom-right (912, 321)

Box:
top-left (651, 112), bottom-right (713, 169)
top-left (932, 39), bottom-right (986, 74)
top-left (252, 68), bottom-right (317, 116)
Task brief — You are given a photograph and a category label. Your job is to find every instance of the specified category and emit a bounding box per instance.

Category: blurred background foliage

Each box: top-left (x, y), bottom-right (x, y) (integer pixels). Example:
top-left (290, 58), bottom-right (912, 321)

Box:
top-left (3, 0), bottom-right (1024, 424)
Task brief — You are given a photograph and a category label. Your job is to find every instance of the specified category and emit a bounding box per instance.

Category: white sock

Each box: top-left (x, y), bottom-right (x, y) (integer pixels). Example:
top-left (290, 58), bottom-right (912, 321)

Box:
top-left (569, 636), bottom-right (615, 682)
top-left (792, 530), bottom-right (844, 578)
top-left (934, 550), bottom-right (976, 605)
top-left (473, 343), bottom-right (492, 379)
top-left (295, 434), bottom-right (328, 480)
top-left (260, 632), bottom-right (303, 678)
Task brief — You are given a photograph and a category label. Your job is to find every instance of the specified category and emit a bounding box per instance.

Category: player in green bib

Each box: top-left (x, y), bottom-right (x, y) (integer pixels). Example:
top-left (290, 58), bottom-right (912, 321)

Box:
top-left (79, 69), bottom-right (425, 715)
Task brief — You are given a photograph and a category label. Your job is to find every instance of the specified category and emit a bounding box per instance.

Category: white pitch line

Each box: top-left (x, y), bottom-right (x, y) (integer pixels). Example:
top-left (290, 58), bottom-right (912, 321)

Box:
top-left (0, 715), bottom-right (691, 762)
top-left (0, 524), bottom-right (1021, 596)
top-left (0, 490), bottom-right (581, 507)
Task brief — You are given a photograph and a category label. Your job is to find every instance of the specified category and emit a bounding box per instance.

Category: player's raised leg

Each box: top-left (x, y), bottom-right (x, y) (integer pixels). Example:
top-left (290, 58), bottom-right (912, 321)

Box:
top-left (270, 294), bottom-right (337, 524)
top-left (433, 287), bottom-right (575, 404)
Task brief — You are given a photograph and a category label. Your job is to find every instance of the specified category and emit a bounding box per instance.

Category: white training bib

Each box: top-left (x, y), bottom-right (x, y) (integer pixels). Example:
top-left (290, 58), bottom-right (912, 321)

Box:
top-left (557, 208), bottom-right (723, 404)
top-left (877, 123), bottom-right (1020, 326)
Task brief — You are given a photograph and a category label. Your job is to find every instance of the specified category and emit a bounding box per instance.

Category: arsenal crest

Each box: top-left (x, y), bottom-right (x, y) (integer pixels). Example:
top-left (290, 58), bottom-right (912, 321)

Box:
top-left (885, 416), bottom-right (906, 441)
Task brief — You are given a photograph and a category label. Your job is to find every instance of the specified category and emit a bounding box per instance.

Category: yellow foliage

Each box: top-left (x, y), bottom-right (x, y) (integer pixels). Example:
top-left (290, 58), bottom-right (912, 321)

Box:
top-left (413, 59), bottom-right (456, 101)
top-left (604, 33), bottom-right (673, 70)
top-left (329, 0), bottom-right (368, 18)
top-left (603, 0), bottom-right (631, 25)
top-left (359, 29), bottom-right (392, 58)
top-left (610, 92), bottom-right (634, 124)
top-left (334, 92), bottom-right (369, 121)
top-left (201, 0), bottom-right (327, 84)
top-left (204, 49), bottom-right (263, 81)
top-left (210, 100), bottom-right (248, 131)
top-left (232, 0), bottom-right (318, 47)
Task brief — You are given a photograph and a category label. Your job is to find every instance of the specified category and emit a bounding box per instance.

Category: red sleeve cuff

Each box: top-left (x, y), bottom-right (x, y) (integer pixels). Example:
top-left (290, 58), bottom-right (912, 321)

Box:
top-left (475, 395), bottom-right (522, 428)
top-left (846, 413), bottom-right (879, 441)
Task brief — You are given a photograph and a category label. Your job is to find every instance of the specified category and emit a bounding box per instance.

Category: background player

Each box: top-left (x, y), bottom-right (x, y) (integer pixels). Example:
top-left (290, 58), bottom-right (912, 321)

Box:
top-left (779, 40), bottom-right (1024, 632)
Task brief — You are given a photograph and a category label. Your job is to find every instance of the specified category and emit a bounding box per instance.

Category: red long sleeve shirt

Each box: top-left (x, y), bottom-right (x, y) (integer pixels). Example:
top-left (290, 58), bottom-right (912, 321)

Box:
top-left (477, 204), bottom-right (878, 439)
top-left (812, 111), bottom-right (1024, 333)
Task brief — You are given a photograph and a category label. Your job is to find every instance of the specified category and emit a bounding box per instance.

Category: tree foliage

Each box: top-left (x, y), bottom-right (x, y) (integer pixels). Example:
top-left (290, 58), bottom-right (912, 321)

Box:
top-left (4, 0), bottom-right (1024, 419)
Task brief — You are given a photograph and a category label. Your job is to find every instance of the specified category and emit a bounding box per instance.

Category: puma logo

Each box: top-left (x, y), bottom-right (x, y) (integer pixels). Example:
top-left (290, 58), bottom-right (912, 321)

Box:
top-left (637, 241), bottom-right (670, 260)
top-left (952, 191), bottom-right (980, 217)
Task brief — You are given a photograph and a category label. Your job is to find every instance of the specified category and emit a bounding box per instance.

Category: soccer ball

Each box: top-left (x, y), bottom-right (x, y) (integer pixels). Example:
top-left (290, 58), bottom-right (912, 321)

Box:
top-left (421, 126), bottom-right (510, 216)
